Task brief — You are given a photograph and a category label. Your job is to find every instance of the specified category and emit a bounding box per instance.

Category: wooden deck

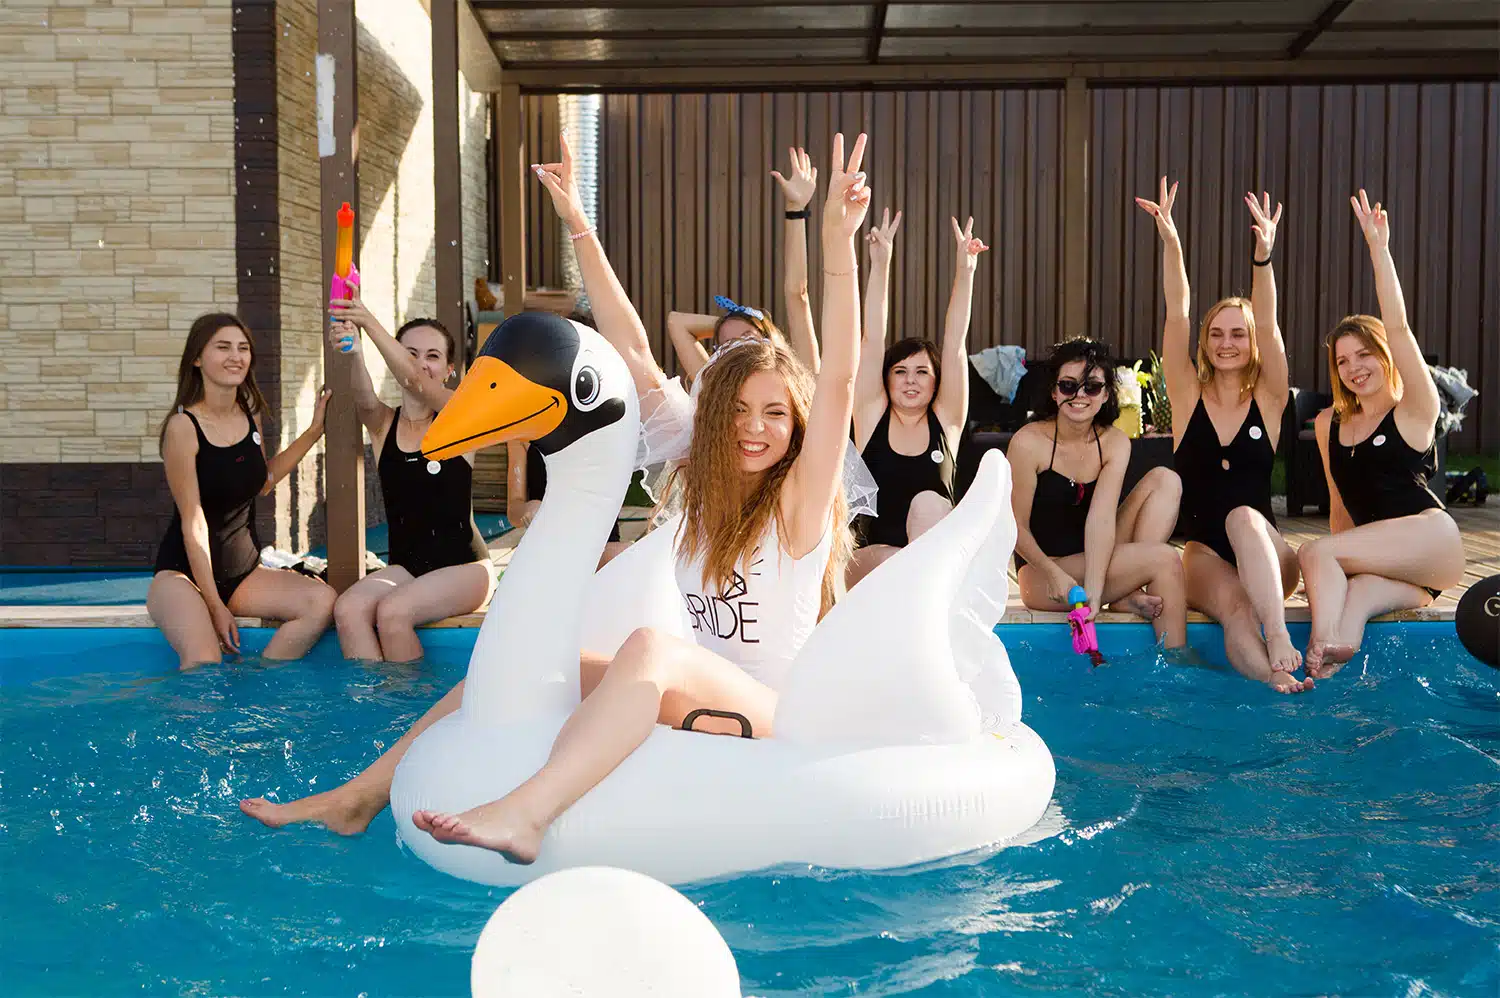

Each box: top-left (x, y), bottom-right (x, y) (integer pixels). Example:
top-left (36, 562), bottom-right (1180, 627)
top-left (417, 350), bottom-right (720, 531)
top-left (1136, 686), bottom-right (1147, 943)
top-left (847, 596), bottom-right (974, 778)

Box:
top-left (3, 502), bottom-right (1494, 630)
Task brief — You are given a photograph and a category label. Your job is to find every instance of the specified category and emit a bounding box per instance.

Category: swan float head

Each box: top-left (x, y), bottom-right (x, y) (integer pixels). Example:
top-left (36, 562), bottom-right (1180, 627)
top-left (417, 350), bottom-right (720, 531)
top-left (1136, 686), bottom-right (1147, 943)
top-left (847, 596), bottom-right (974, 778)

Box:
top-left (421, 311), bottom-right (633, 460)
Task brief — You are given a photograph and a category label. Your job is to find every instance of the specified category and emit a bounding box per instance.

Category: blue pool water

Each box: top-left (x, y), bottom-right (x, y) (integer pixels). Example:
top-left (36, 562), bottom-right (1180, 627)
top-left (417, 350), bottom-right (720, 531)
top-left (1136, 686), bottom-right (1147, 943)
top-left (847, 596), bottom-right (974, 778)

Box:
top-left (2, 624), bottom-right (1496, 996)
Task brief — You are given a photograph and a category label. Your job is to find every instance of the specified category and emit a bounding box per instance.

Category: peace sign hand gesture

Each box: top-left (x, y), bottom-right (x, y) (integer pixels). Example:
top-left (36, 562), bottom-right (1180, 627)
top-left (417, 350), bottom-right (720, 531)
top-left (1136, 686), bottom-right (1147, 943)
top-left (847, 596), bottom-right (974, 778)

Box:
top-left (951, 215), bottom-right (989, 273)
top-left (1351, 189), bottom-right (1390, 253)
top-left (532, 133), bottom-right (591, 235)
top-left (1135, 176), bottom-right (1181, 244)
top-left (770, 146), bottom-right (818, 212)
top-left (866, 207), bottom-right (903, 267)
top-left (1244, 191), bottom-right (1284, 260)
top-left (822, 132), bottom-right (872, 250)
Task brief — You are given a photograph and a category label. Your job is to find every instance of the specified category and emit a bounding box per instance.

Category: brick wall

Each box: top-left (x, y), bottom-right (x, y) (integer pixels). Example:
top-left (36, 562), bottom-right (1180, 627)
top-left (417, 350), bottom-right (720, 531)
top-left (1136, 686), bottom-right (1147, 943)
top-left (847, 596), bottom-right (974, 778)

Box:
top-left (0, 0), bottom-right (492, 566)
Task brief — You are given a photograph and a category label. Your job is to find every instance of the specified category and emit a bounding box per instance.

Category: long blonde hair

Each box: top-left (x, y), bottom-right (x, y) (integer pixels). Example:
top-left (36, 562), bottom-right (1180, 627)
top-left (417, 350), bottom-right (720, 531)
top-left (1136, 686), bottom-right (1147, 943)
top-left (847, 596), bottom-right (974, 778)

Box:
top-left (673, 340), bottom-right (851, 618)
top-left (1197, 296), bottom-right (1260, 394)
top-left (1327, 314), bottom-right (1402, 418)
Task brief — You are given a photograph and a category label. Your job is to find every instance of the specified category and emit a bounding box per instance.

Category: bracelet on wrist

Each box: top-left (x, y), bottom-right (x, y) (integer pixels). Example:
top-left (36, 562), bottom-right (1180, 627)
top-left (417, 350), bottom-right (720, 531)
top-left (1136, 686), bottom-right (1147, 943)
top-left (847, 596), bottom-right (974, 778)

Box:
top-left (1252, 254), bottom-right (1272, 267)
top-left (785, 208), bottom-right (810, 220)
top-left (568, 225), bottom-right (596, 241)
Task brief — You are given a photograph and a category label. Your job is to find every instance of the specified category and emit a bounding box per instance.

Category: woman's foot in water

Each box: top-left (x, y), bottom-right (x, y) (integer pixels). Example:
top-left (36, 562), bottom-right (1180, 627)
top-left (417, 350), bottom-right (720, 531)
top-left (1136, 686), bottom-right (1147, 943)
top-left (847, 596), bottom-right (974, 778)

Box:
top-left (411, 800), bottom-right (548, 864)
top-left (1304, 639), bottom-right (1357, 679)
top-left (1109, 590), bottom-right (1163, 622)
top-left (1267, 669), bottom-right (1314, 694)
top-left (239, 782), bottom-right (388, 836)
top-left (1265, 628), bottom-right (1303, 676)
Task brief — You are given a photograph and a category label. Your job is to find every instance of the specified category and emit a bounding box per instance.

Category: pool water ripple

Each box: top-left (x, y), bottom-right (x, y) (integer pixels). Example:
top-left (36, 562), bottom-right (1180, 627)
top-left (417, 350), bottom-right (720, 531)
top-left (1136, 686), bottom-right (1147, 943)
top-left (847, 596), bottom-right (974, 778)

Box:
top-left (2, 626), bottom-right (1497, 996)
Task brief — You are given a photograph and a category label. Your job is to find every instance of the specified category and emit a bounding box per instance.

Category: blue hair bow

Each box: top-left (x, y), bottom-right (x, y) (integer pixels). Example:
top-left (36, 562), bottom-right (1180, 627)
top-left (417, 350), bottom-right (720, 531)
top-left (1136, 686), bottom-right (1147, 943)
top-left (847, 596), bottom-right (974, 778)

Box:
top-left (713, 295), bottom-right (764, 321)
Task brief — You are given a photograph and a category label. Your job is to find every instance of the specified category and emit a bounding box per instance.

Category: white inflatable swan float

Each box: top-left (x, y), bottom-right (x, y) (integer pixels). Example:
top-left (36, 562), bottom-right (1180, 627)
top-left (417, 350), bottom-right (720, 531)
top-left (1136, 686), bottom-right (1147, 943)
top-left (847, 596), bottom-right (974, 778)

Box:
top-left (390, 313), bottom-right (1055, 887)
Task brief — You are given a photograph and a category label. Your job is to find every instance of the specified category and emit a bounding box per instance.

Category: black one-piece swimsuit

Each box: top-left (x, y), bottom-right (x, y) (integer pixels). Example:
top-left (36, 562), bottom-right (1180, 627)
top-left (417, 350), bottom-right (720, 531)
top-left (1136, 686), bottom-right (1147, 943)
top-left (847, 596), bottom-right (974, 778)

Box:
top-left (1015, 427), bottom-right (1102, 570)
top-left (1172, 397), bottom-right (1278, 567)
top-left (153, 409), bottom-right (266, 604)
top-left (379, 407), bottom-right (489, 577)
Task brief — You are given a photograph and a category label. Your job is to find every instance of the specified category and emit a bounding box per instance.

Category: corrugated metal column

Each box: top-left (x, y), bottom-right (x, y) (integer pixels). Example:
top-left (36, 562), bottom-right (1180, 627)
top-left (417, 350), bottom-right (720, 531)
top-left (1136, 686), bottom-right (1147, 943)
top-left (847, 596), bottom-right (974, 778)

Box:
top-left (318, 0), bottom-right (365, 591)
top-left (1062, 76), bottom-right (1090, 339)
top-left (498, 83), bottom-right (527, 317)
top-left (431, 0), bottom-right (465, 369)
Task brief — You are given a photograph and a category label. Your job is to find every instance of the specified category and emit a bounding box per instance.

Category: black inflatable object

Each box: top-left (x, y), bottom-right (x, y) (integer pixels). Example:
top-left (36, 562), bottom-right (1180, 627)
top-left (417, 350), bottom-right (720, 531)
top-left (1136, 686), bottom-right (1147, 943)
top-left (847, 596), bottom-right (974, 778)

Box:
top-left (1455, 574), bottom-right (1499, 668)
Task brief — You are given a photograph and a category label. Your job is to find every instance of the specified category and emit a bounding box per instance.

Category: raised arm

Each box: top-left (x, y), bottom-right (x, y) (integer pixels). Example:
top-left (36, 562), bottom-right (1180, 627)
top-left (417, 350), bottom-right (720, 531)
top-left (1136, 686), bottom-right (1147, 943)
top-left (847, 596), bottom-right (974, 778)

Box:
top-left (535, 134), bottom-right (666, 398)
top-left (771, 146), bottom-right (820, 373)
top-left (161, 414), bottom-right (237, 649)
top-left (331, 289), bottom-right (452, 415)
top-left (325, 317), bottom-right (394, 440)
top-left (854, 207), bottom-right (901, 448)
top-left (1246, 191), bottom-right (1290, 416)
top-left (260, 389), bottom-right (331, 495)
top-left (666, 311), bottom-right (715, 381)
top-left (933, 215), bottom-right (987, 446)
top-left (1136, 178), bottom-right (1197, 434)
top-left (785, 132), bottom-right (870, 556)
top-left (1352, 191), bottom-right (1441, 435)
top-left (1081, 429), bottom-right (1130, 620)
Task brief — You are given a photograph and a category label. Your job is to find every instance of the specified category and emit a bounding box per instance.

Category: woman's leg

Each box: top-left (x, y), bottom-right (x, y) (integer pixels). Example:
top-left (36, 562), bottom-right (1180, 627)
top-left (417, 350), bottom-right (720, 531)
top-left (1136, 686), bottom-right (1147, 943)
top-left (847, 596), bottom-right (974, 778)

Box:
top-left (907, 490), bottom-right (953, 542)
top-left (1018, 544), bottom-right (1187, 647)
top-left (1183, 542), bottom-right (1312, 694)
top-left (1299, 509), bottom-right (1464, 678)
top-left (1116, 466), bottom-right (1182, 545)
top-left (846, 543), bottom-right (899, 588)
top-left (332, 566), bottom-right (414, 661)
top-left (146, 571), bottom-right (223, 670)
top-left (1333, 575), bottom-right (1435, 666)
top-left (411, 628), bottom-right (776, 862)
top-left (228, 568), bottom-right (337, 660)
top-left (373, 561), bottom-right (495, 663)
top-left (1224, 506), bottom-right (1302, 675)
top-left (240, 679), bottom-right (467, 833)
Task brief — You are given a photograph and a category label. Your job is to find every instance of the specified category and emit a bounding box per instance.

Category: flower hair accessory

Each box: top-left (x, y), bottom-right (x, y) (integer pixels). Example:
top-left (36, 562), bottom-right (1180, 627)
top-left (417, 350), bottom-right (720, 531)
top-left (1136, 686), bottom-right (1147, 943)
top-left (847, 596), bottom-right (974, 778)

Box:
top-left (713, 295), bottom-right (764, 321)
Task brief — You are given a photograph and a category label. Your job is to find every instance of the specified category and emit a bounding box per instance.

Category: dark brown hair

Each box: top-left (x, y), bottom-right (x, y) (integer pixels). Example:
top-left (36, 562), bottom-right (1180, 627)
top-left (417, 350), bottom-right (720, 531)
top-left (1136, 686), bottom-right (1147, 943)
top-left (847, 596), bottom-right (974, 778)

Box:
top-left (395, 316), bottom-right (457, 365)
top-left (882, 338), bottom-right (942, 403)
top-left (159, 313), bottom-right (267, 447)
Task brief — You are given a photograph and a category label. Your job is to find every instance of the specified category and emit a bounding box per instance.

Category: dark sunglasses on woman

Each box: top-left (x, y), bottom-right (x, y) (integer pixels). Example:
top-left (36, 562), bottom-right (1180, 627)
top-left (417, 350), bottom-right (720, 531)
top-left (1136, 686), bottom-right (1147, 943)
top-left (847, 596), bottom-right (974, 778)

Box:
top-left (1056, 377), bottom-right (1107, 398)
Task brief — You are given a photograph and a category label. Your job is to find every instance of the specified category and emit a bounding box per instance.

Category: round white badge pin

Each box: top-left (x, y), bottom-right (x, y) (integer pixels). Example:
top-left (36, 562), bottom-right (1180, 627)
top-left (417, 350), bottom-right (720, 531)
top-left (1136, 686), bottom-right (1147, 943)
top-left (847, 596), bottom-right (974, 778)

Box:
top-left (930, 450), bottom-right (943, 463)
top-left (1373, 434), bottom-right (1387, 447)
top-left (427, 459), bottom-right (442, 474)
top-left (1248, 425), bottom-right (1263, 441)
top-left (252, 431), bottom-right (262, 445)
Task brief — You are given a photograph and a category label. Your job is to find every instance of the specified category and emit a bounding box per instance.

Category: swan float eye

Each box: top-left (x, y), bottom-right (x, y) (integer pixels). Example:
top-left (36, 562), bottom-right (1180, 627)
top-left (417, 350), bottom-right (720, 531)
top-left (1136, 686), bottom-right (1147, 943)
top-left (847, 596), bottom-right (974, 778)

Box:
top-left (573, 363), bottom-right (603, 410)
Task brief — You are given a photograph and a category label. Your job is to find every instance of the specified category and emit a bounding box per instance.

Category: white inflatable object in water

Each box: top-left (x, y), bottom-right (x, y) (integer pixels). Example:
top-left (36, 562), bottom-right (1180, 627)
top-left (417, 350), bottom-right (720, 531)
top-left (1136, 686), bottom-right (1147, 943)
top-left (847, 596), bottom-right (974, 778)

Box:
top-left (471, 866), bottom-right (740, 998)
top-left (391, 313), bottom-right (1055, 887)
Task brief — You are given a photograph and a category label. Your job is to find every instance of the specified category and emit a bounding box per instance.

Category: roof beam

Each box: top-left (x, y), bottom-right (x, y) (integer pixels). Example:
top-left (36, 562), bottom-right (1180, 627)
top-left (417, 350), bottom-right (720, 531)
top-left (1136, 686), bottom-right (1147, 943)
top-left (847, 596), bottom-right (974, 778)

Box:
top-left (1289, 0), bottom-right (1354, 58)
top-left (867, 2), bottom-right (888, 64)
top-left (494, 54), bottom-right (1500, 93)
top-left (486, 25), bottom-right (1322, 42)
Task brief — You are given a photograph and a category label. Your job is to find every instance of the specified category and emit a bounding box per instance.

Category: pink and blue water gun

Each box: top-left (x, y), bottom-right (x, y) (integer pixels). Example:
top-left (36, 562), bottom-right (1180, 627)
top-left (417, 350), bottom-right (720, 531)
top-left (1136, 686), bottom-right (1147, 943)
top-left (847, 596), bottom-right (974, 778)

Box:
top-left (330, 201), bottom-right (361, 353)
top-left (1067, 585), bottom-right (1106, 668)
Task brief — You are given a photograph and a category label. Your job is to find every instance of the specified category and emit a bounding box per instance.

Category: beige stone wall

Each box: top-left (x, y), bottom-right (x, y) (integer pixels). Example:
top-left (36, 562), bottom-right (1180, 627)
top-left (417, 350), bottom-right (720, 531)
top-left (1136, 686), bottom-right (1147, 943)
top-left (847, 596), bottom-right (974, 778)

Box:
top-left (0, 0), bottom-right (237, 464)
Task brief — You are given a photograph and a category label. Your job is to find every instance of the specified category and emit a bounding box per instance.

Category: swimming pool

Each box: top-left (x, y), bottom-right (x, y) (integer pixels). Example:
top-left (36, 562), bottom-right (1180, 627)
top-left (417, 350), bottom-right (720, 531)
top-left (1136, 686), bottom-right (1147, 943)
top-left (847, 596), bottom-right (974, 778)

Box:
top-left (2, 623), bottom-right (1495, 996)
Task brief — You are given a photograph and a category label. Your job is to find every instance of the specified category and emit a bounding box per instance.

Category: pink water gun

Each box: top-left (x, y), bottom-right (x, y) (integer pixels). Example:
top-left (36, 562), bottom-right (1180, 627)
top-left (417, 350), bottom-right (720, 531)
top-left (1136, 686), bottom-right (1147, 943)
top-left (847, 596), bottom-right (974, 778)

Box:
top-left (1067, 585), bottom-right (1105, 667)
top-left (330, 201), bottom-right (361, 353)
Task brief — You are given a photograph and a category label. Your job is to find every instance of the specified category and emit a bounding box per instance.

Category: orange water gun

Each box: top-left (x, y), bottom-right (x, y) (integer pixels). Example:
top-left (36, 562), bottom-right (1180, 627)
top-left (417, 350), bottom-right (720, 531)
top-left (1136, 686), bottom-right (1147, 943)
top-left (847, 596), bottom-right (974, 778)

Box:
top-left (330, 202), bottom-right (360, 352)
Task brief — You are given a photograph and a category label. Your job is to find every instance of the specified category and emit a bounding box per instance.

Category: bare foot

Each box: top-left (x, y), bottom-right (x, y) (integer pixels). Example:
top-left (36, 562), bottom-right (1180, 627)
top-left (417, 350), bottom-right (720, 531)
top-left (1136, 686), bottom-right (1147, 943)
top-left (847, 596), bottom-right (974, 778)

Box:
top-left (1268, 670), bottom-right (1314, 694)
top-left (411, 800), bottom-right (546, 864)
top-left (1304, 641), bottom-right (1357, 679)
top-left (1265, 629), bottom-right (1303, 675)
top-left (239, 784), bottom-right (387, 836)
top-left (1110, 591), bottom-right (1163, 621)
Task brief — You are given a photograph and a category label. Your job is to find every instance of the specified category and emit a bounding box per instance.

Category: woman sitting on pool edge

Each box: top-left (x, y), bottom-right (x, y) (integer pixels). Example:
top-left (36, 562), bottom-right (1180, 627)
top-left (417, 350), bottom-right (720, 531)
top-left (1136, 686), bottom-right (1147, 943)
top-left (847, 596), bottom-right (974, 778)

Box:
top-left (148, 313), bottom-right (336, 670)
top-left (1008, 337), bottom-right (1187, 648)
top-left (321, 295), bottom-right (495, 663)
top-left (1298, 192), bottom-right (1464, 678)
top-left (845, 211), bottom-right (984, 587)
top-left (1137, 178), bottom-right (1310, 693)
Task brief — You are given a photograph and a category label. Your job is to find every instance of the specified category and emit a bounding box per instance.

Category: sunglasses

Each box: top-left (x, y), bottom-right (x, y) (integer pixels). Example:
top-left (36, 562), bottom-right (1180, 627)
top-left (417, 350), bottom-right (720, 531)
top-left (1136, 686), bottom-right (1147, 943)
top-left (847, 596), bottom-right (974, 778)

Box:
top-left (1056, 378), bottom-right (1107, 398)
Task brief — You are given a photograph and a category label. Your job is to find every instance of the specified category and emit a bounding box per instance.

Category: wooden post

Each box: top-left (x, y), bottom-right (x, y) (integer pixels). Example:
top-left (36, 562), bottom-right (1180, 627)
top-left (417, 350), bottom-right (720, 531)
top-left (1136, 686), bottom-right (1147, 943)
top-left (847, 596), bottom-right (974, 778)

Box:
top-left (1061, 75), bottom-right (1089, 340)
top-left (431, 0), bottom-right (465, 368)
top-left (318, 0), bottom-right (365, 591)
top-left (497, 82), bottom-right (526, 319)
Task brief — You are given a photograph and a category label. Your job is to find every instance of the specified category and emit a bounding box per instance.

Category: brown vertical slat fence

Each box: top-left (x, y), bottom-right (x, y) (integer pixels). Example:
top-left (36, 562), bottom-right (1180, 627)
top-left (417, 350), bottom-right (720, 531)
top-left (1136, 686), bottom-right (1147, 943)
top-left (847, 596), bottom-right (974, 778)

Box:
top-left (514, 82), bottom-right (1496, 454)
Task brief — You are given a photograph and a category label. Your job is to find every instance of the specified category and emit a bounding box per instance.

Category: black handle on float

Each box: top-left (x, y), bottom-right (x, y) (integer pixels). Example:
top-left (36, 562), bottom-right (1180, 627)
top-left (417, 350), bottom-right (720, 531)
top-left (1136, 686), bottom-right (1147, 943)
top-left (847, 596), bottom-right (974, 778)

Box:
top-left (679, 708), bottom-right (754, 739)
